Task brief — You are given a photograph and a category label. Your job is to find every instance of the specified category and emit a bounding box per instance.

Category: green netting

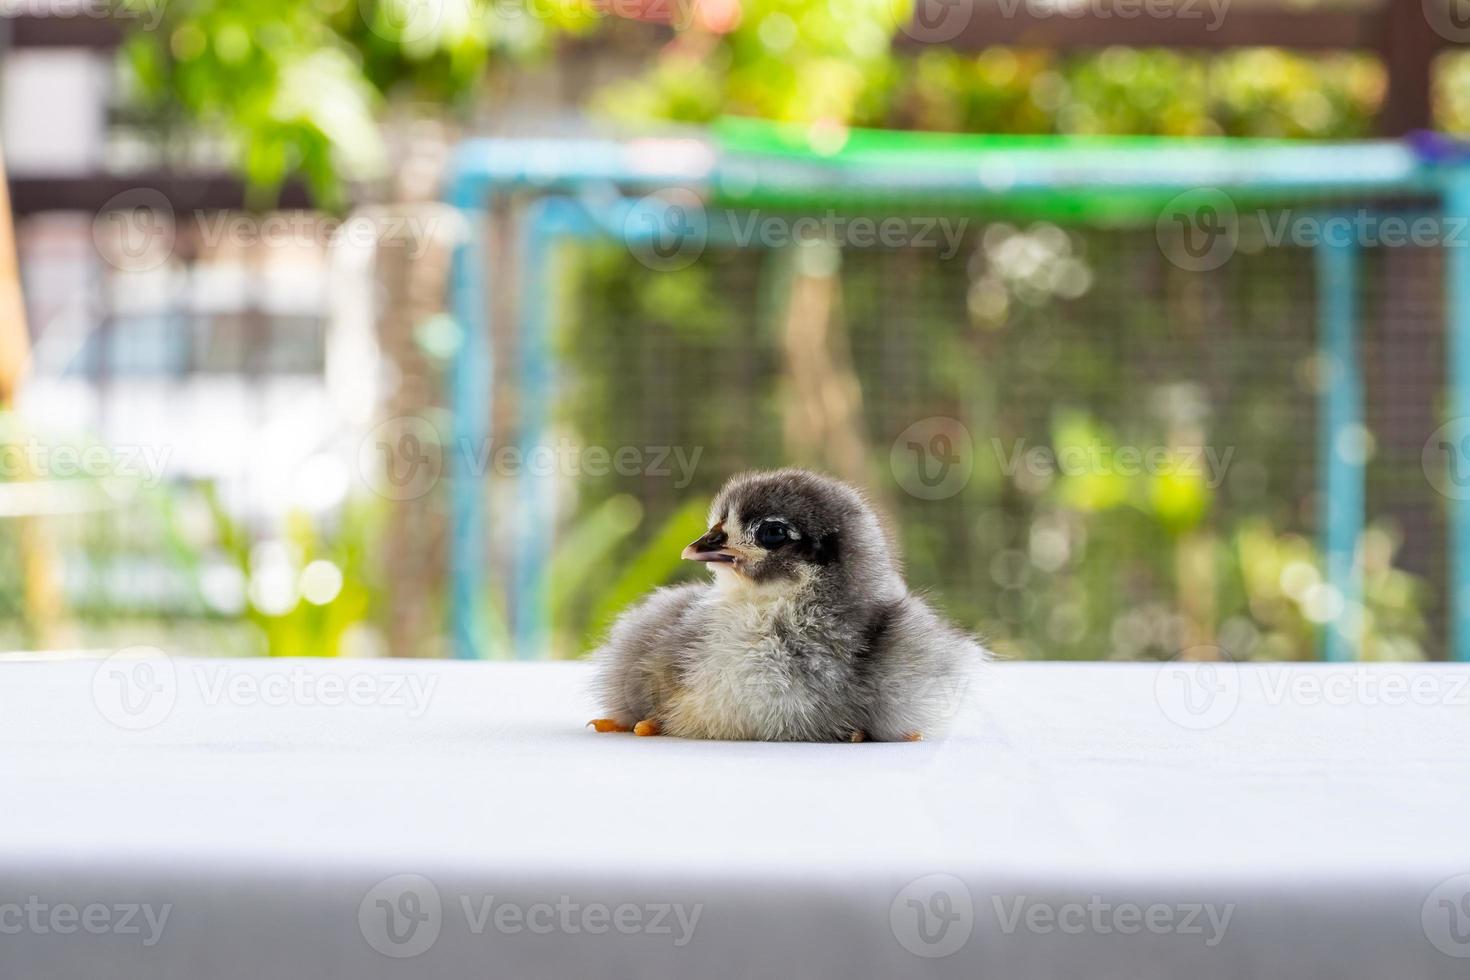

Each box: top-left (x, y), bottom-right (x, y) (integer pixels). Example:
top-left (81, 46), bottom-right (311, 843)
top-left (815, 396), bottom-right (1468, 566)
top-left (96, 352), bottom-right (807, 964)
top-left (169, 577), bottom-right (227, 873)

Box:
top-left (708, 117), bottom-right (1438, 222)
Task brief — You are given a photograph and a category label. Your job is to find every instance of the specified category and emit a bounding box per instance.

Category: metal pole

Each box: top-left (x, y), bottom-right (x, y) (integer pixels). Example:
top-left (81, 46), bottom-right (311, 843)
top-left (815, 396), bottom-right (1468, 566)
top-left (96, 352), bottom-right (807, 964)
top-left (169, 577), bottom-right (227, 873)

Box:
top-left (511, 201), bottom-right (560, 660)
top-left (448, 182), bottom-right (491, 659)
top-left (1446, 172), bottom-right (1470, 661)
top-left (1315, 223), bottom-right (1363, 662)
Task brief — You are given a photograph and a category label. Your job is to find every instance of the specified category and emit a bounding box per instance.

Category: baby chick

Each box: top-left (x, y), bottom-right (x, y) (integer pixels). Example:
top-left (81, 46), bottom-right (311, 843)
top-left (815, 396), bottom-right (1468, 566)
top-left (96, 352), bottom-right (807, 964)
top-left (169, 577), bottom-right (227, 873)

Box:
top-left (588, 468), bottom-right (986, 742)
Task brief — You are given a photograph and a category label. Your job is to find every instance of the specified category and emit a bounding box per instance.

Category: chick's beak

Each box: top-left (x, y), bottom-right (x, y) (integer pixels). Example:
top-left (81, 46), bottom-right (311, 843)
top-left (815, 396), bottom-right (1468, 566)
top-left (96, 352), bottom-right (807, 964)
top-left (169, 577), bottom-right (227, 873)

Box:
top-left (682, 526), bottom-right (739, 564)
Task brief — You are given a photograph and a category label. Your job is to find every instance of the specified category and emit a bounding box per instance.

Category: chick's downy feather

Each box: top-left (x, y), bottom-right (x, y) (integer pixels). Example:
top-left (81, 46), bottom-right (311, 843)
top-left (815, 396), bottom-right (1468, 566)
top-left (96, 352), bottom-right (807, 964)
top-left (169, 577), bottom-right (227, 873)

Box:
top-left (591, 469), bottom-right (985, 741)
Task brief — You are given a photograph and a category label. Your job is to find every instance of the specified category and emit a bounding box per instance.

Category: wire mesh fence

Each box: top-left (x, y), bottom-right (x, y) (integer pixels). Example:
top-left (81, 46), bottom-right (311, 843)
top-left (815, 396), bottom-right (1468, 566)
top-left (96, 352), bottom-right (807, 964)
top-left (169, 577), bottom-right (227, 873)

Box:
top-left (497, 194), bottom-right (1444, 662)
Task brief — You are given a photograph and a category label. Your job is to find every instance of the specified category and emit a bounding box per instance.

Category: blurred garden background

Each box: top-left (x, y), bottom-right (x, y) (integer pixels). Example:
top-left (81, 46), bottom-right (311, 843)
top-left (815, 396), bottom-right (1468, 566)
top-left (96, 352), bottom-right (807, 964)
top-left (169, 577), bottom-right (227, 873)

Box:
top-left (1, 0), bottom-right (1462, 660)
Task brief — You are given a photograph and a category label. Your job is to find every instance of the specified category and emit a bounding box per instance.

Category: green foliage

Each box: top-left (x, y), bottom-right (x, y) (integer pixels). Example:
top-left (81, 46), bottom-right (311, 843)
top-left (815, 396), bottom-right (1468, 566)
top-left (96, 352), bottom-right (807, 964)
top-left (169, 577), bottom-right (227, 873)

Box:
top-left (553, 221), bottom-right (1434, 662)
top-left (583, 498), bottom-right (710, 651)
top-left (117, 0), bottom-right (1404, 201)
top-left (100, 0), bottom-right (1441, 665)
top-left (118, 0), bottom-right (592, 205)
top-left (122, 0), bottom-right (385, 206)
top-left (0, 404), bottom-right (397, 655)
top-left (584, 0), bottom-right (1389, 138)
top-left (185, 485), bottom-right (385, 657)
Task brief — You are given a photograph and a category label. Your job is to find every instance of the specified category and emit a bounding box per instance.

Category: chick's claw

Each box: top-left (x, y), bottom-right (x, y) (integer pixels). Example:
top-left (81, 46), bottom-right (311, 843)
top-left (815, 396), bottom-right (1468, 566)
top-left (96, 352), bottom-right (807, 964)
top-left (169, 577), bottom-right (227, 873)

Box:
top-left (588, 718), bottom-right (632, 733)
top-left (633, 720), bottom-right (661, 737)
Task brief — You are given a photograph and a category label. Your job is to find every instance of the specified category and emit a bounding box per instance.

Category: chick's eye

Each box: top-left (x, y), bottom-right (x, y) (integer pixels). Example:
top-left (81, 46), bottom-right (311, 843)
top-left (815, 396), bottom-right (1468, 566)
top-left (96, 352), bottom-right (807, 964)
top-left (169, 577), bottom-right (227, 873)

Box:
top-left (755, 521), bottom-right (791, 549)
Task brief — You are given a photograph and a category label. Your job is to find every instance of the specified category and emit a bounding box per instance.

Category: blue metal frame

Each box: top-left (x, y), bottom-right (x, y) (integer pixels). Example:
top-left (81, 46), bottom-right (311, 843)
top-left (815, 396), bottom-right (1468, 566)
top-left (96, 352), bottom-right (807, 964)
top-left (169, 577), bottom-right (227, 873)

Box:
top-left (1315, 225), bottom-right (1362, 662)
top-left (1447, 172), bottom-right (1470, 663)
top-left (444, 133), bottom-right (1470, 662)
top-left (447, 184), bottom-right (491, 660)
top-left (442, 139), bottom-right (712, 659)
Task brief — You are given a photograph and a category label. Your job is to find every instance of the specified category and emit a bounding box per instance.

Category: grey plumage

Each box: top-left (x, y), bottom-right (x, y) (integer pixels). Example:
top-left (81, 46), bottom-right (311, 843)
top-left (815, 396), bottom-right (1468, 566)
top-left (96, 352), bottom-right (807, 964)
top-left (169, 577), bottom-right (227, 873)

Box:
top-left (589, 469), bottom-right (986, 742)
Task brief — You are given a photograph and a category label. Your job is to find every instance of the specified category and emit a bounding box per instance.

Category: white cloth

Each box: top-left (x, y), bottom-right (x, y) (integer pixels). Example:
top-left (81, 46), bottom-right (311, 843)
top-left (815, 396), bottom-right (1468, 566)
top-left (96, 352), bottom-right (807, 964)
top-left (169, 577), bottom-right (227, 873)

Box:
top-left (3, 656), bottom-right (1470, 979)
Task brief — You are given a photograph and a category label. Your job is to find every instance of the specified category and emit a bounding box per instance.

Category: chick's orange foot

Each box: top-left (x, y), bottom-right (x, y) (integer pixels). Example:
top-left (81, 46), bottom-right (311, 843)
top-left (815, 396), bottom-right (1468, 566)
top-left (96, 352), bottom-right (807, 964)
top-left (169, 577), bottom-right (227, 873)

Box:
top-left (587, 718), bottom-right (632, 733)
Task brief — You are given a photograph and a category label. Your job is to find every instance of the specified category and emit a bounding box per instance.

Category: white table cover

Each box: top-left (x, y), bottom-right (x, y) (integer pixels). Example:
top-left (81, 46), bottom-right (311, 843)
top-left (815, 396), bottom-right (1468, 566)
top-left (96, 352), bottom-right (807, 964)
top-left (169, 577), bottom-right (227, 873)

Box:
top-left (3, 656), bottom-right (1470, 979)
